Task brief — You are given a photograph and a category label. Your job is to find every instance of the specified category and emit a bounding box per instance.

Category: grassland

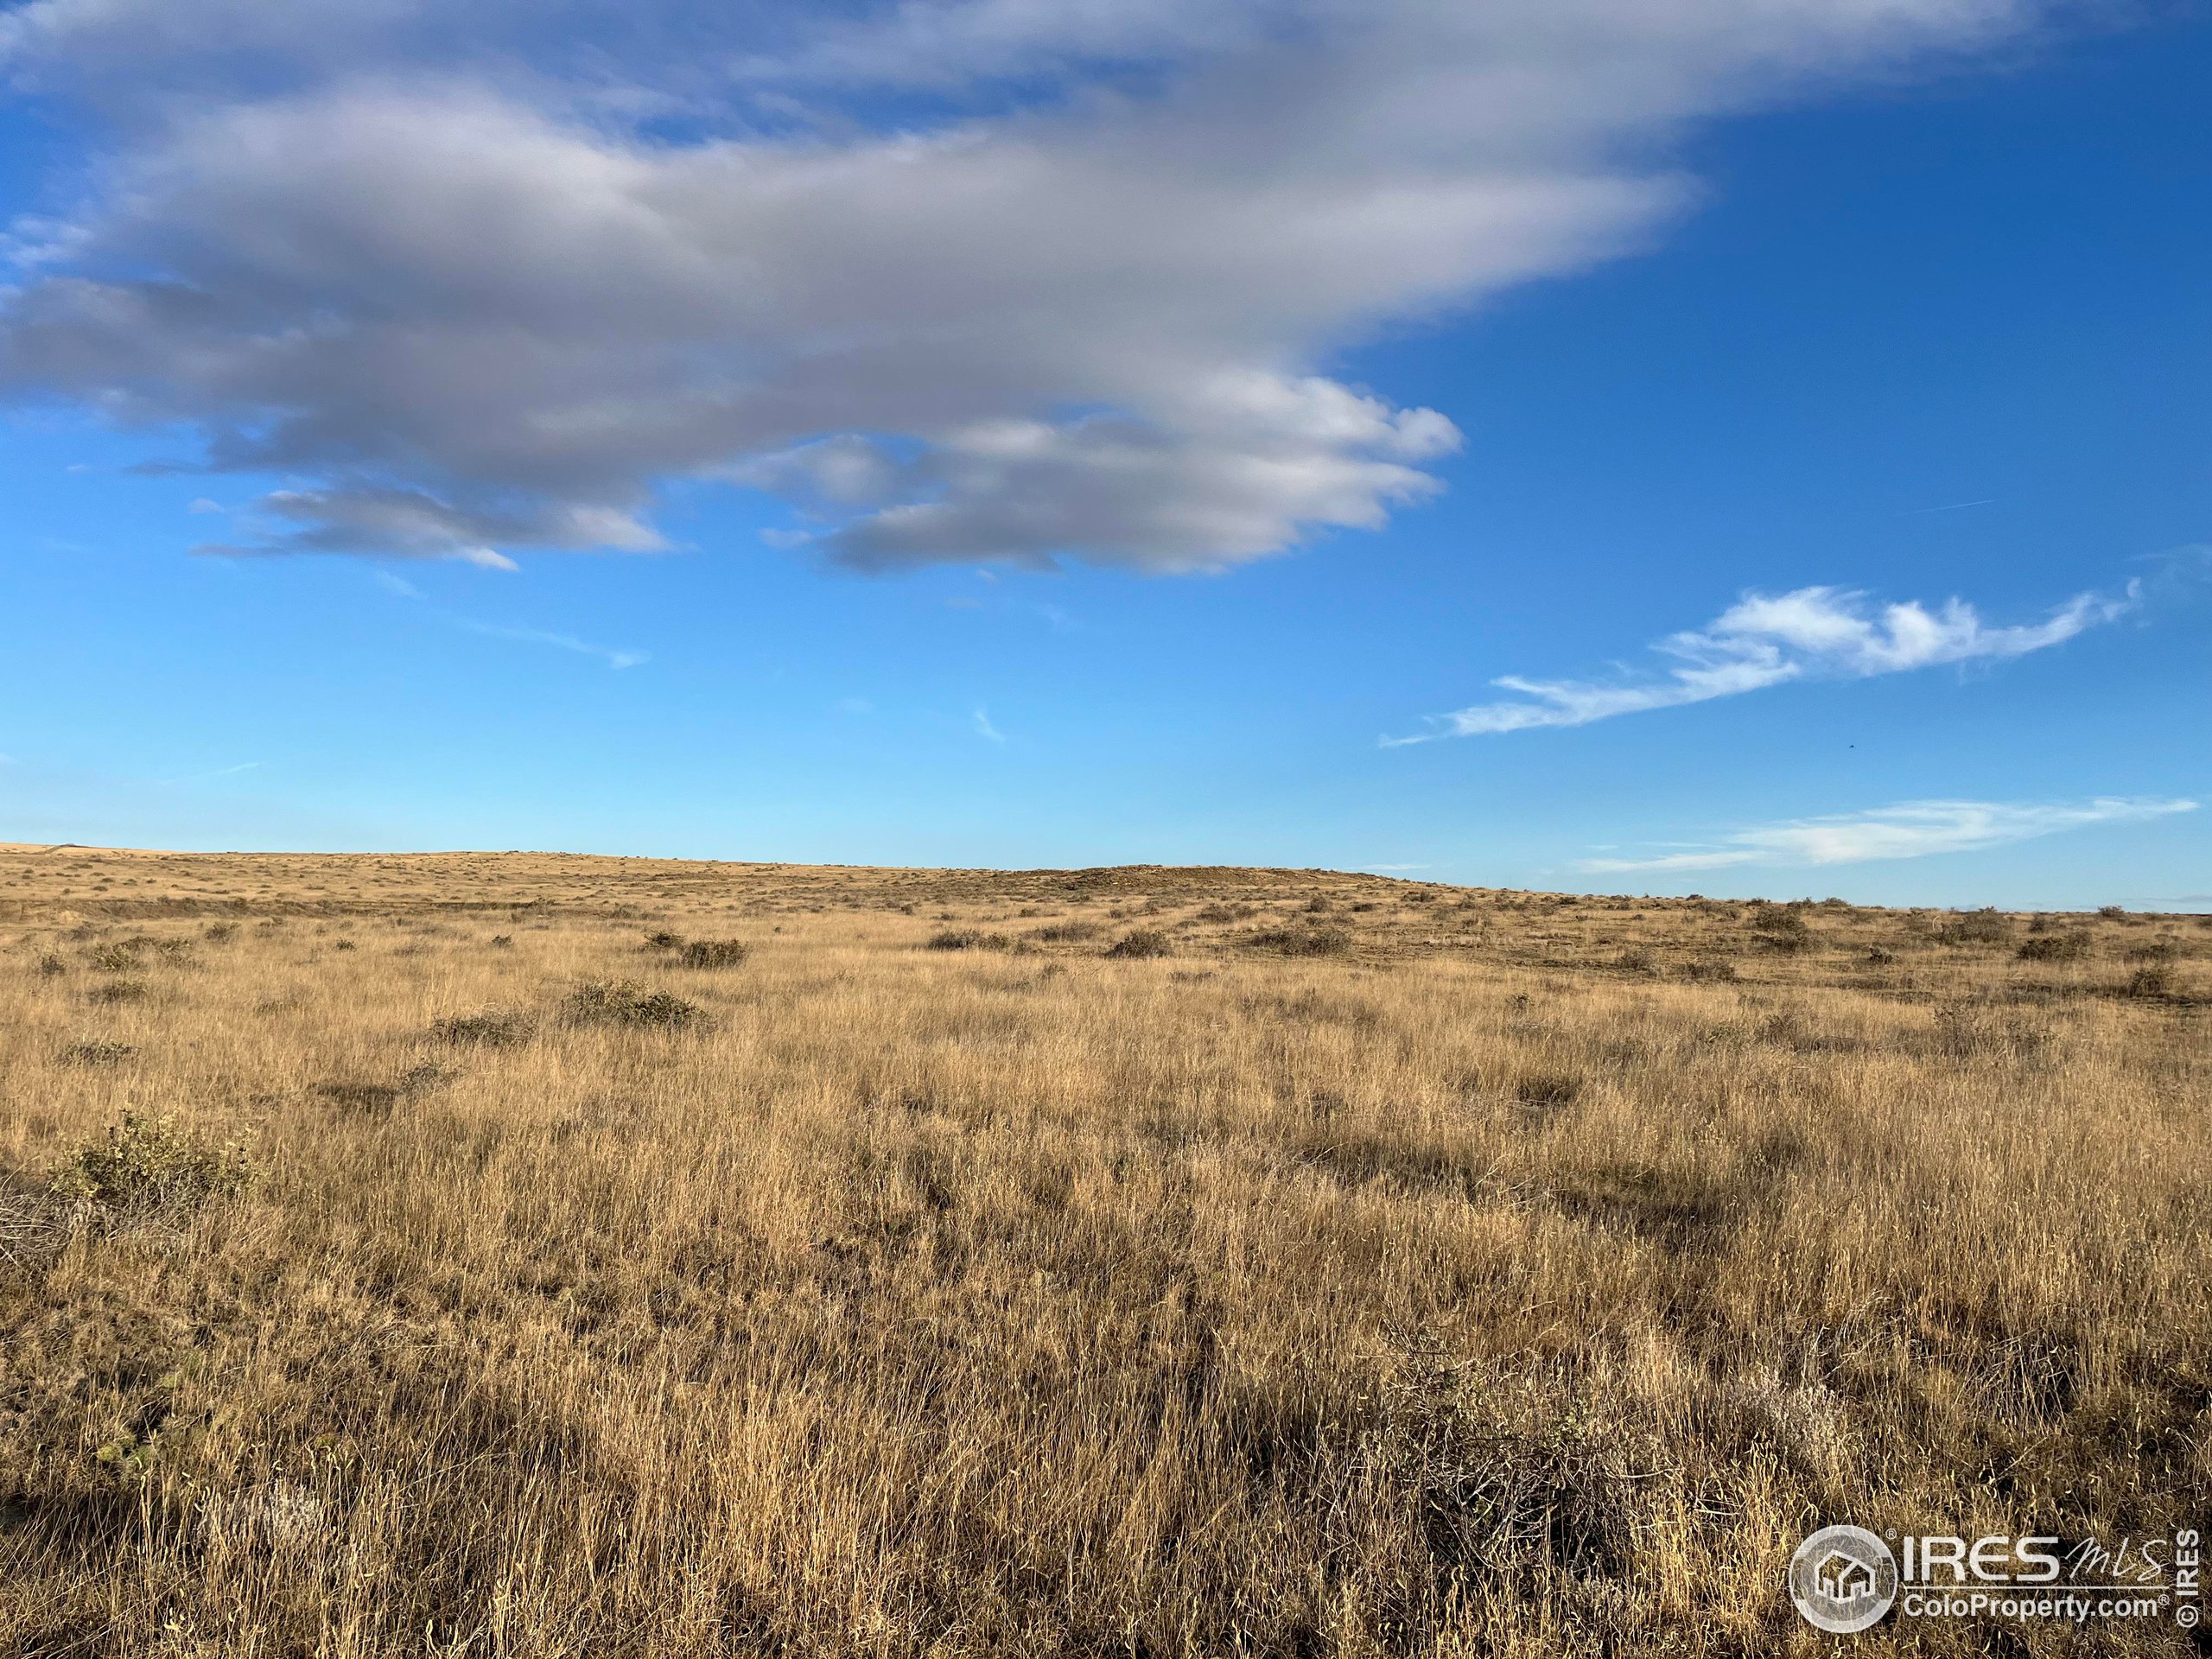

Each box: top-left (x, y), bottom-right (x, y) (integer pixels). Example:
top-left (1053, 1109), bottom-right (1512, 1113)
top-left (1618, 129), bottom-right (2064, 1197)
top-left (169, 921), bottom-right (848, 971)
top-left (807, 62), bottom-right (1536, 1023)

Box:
top-left (0, 844), bottom-right (2206, 1656)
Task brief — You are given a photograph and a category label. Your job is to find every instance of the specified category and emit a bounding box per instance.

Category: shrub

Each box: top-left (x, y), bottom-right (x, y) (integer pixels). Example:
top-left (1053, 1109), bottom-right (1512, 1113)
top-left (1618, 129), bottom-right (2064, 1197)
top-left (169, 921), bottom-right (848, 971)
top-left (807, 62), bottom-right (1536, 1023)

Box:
top-left (35, 953), bottom-right (66, 977)
top-left (431, 1008), bottom-right (533, 1046)
top-left (1104, 929), bottom-right (1173, 960)
top-left (1515, 1072), bottom-right (1583, 1110)
top-left (925, 929), bottom-right (1007, 951)
top-left (89, 979), bottom-right (147, 1005)
top-left (60, 1040), bottom-right (136, 1066)
top-left (87, 943), bottom-right (142, 972)
top-left (203, 922), bottom-right (238, 944)
top-left (1679, 958), bottom-right (1737, 983)
top-left (1937, 908), bottom-right (2013, 946)
top-left (642, 931), bottom-right (683, 950)
top-left (1193, 902), bottom-right (1255, 924)
top-left (1033, 920), bottom-right (1101, 943)
top-left (50, 1112), bottom-right (256, 1222)
top-left (563, 980), bottom-right (708, 1030)
top-left (2098, 905), bottom-right (2127, 919)
top-left (488, 934), bottom-right (514, 949)
top-left (2124, 967), bottom-right (2173, 1000)
top-left (679, 938), bottom-right (750, 969)
top-left (2017, 932), bottom-right (2090, 963)
top-left (1247, 925), bottom-right (1351, 957)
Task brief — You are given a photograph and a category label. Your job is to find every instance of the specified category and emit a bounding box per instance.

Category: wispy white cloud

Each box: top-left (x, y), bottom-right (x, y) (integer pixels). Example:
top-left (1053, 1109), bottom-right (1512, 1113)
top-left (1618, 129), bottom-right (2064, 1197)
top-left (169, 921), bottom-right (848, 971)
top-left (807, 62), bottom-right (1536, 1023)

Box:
top-left (371, 569), bottom-right (643, 666)
top-left (972, 706), bottom-right (1007, 744)
top-left (1580, 797), bottom-right (2196, 874)
top-left (456, 620), bottom-right (646, 670)
top-left (1389, 582), bottom-right (2133, 744)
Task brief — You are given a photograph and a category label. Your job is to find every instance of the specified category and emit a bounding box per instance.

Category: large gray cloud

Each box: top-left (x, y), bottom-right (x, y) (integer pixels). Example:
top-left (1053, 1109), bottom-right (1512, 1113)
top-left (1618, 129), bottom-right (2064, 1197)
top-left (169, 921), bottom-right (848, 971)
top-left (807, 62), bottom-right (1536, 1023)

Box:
top-left (0, 0), bottom-right (2045, 571)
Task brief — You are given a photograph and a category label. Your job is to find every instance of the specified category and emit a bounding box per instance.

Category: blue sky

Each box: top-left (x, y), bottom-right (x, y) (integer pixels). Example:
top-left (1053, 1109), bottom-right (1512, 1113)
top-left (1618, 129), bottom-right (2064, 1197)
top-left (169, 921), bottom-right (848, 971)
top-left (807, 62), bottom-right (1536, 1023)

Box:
top-left (0, 0), bottom-right (2205, 907)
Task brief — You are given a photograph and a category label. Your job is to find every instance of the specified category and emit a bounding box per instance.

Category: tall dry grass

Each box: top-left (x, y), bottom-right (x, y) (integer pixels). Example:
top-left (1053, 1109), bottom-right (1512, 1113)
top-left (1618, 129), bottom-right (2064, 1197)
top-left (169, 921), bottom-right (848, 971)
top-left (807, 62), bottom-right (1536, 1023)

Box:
top-left (0, 848), bottom-right (2205, 1656)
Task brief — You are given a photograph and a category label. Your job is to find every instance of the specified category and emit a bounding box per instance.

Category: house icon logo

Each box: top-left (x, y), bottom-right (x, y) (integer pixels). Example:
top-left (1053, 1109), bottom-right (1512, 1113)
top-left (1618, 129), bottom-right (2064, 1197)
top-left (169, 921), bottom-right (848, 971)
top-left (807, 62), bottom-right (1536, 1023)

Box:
top-left (1789, 1525), bottom-right (1897, 1633)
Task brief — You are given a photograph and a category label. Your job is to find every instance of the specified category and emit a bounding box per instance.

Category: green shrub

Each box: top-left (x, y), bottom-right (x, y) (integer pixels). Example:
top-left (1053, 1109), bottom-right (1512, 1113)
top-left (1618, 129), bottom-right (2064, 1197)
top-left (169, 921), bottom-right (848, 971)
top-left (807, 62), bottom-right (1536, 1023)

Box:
top-left (563, 980), bottom-right (708, 1030)
top-left (2017, 932), bottom-right (2089, 963)
top-left (1104, 929), bottom-right (1173, 960)
top-left (925, 929), bottom-right (1007, 951)
top-left (1516, 1072), bottom-right (1582, 1108)
top-left (1938, 908), bottom-right (2013, 946)
top-left (679, 938), bottom-right (749, 969)
top-left (50, 1112), bottom-right (256, 1221)
top-left (60, 1040), bottom-right (136, 1066)
top-left (431, 1008), bottom-right (533, 1046)
top-left (1248, 925), bottom-right (1352, 957)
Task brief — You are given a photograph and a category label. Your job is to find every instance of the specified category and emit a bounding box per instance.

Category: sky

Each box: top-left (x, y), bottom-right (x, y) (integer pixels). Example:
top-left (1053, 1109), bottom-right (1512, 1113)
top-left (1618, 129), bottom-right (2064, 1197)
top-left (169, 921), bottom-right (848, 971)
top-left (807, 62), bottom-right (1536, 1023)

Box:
top-left (0, 0), bottom-right (2205, 907)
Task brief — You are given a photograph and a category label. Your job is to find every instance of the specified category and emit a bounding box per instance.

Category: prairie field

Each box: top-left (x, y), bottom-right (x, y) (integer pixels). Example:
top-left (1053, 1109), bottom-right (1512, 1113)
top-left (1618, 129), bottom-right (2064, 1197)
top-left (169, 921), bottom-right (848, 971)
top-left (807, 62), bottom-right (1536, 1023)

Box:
top-left (0, 844), bottom-right (2206, 1657)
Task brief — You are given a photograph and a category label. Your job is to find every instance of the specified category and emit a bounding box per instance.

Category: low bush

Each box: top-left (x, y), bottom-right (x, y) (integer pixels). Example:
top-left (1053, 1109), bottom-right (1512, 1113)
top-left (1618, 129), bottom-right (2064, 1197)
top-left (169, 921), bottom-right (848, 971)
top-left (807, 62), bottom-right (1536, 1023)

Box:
top-left (50, 1112), bottom-right (256, 1222)
top-left (926, 929), bottom-right (1009, 951)
top-left (679, 938), bottom-right (749, 969)
top-left (1515, 1072), bottom-right (1583, 1110)
top-left (431, 1008), bottom-right (534, 1046)
top-left (563, 980), bottom-right (708, 1030)
top-left (59, 1040), bottom-right (136, 1066)
top-left (1247, 925), bottom-right (1351, 957)
top-left (1938, 907), bottom-right (2014, 946)
top-left (2017, 932), bottom-right (2090, 963)
top-left (2125, 966), bottom-right (2174, 1000)
top-left (1193, 902), bottom-right (1255, 924)
top-left (1104, 929), bottom-right (1173, 960)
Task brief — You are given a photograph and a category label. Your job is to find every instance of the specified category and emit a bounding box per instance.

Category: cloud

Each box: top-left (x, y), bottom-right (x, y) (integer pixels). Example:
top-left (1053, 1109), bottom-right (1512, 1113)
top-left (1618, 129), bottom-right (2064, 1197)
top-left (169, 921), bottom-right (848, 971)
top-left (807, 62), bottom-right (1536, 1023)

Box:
top-left (1390, 582), bottom-right (2131, 742)
top-left (456, 620), bottom-right (646, 670)
top-left (1580, 797), bottom-right (2197, 873)
top-left (972, 706), bottom-right (1007, 743)
top-left (0, 0), bottom-right (2055, 570)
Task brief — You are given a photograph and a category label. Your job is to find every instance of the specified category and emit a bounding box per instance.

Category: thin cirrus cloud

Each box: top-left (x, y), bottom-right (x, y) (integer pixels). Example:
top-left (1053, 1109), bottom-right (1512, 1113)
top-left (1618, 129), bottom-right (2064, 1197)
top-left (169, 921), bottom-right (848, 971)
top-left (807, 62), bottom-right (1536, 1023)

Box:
top-left (373, 570), bottom-right (645, 668)
top-left (0, 0), bottom-right (2060, 573)
top-left (454, 621), bottom-right (647, 671)
top-left (1579, 797), bottom-right (2197, 874)
top-left (1387, 582), bottom-right (2133, 743)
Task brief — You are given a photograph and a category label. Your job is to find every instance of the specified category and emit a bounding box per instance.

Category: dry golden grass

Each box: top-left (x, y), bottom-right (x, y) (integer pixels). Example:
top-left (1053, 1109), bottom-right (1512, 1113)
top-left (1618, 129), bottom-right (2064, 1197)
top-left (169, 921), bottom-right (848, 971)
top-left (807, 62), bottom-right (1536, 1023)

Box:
top-left (0, 845), bottom-right (2206, 1656)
